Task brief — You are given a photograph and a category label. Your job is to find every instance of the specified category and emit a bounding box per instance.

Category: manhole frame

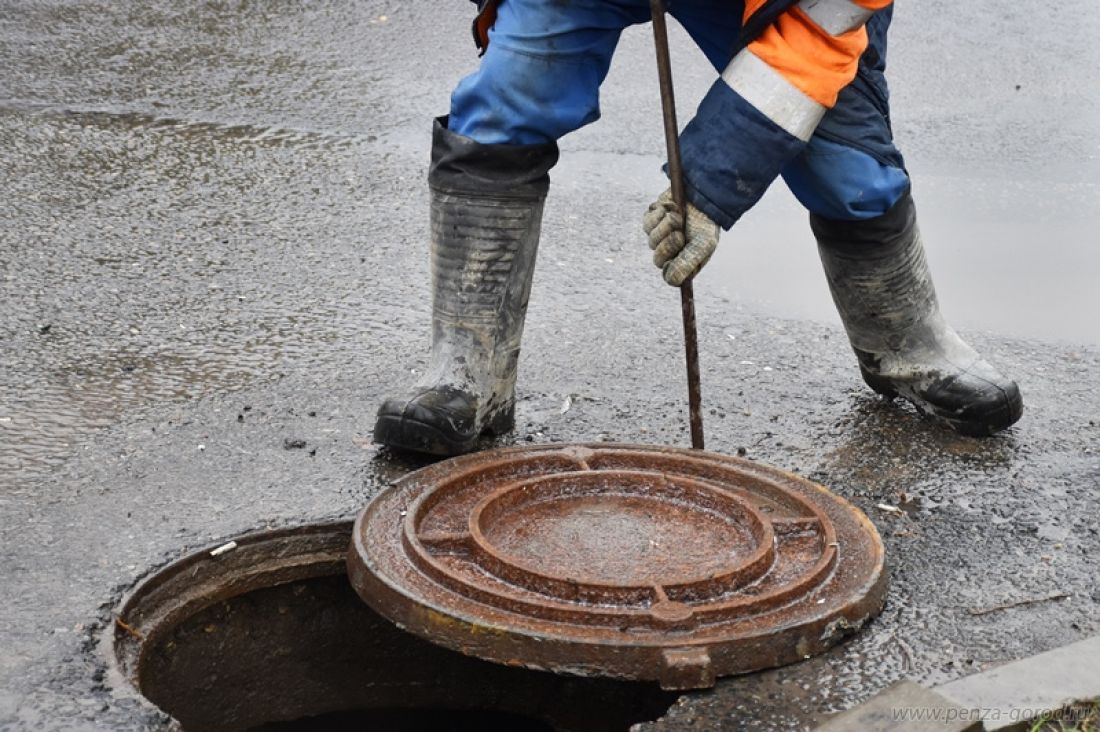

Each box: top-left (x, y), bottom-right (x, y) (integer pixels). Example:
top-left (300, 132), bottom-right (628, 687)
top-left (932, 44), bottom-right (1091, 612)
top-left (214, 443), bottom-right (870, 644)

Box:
top-left (103, 520), bottom-right (679, 732)
top-left (105, 521), bottom-right (353, 706)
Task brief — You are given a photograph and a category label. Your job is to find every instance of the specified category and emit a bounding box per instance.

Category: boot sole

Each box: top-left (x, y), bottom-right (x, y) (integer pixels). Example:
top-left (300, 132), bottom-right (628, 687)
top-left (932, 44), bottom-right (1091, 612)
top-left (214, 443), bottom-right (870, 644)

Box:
top-left (373, 405), bottom-right (516, 458)
top-left (860, 366), bottom-right (1024, 437)
top-left (920, 388), bottom-right (1024, 437)
top-left (373, 414), bottom-right (477, 457)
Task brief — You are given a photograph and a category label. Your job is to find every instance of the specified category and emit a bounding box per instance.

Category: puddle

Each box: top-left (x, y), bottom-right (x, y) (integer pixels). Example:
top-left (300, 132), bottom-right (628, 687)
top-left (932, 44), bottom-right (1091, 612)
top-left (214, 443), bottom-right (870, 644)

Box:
top-left (702, 169), bottom-right (1100, 348)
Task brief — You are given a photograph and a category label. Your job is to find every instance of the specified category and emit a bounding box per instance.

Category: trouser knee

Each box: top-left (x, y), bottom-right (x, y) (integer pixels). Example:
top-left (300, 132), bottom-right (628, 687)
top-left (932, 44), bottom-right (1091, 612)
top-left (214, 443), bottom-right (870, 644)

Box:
top-left (449, 34), bottom-right (616, 145)
top-left (783, 137), bottom-right (910, 221)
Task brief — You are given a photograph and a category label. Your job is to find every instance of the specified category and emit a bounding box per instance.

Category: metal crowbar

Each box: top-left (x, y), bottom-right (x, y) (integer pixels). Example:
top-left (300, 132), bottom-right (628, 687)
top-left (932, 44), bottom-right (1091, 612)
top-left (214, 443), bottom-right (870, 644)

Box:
top-left (650, 0), bottom-right (705, 450)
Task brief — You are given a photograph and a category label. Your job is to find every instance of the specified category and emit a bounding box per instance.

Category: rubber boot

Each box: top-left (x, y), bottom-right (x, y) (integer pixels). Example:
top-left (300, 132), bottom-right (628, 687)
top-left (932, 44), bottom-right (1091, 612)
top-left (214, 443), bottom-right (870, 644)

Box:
top-left (373, 117), bottom-right (559, 456)
top-left (812, 191), bottom-right (1023, 436)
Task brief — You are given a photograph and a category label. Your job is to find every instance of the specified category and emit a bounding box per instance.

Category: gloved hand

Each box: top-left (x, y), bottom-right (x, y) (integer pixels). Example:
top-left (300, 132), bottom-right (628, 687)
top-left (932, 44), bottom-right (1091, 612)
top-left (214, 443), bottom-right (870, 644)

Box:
top-left (642, 188), bottom-right (721, 286)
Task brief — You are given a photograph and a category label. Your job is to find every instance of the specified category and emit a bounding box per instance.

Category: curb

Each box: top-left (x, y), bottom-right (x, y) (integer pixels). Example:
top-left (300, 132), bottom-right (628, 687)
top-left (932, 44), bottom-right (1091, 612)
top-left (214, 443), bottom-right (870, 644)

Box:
top-left (815, 636), bottom-right (1100, 731)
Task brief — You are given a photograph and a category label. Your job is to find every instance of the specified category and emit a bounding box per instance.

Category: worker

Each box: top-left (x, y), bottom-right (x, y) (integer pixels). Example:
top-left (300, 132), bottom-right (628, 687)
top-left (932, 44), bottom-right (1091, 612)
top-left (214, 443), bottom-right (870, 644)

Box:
top-left (373, 0), bottom-right (1024, 456)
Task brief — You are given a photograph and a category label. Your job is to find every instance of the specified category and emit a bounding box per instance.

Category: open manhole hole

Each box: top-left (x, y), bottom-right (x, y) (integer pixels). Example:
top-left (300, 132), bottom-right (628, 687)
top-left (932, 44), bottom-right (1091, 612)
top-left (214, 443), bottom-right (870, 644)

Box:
top-left (109, 522), bottom-right (678, 732)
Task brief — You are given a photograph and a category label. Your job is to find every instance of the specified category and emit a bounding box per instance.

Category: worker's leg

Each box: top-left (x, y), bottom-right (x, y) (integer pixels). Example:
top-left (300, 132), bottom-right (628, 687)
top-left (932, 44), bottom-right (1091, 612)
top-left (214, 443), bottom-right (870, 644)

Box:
top-left (450, 0), bottom-right (650, 145)
top-left (782, 8), bottom-right (908, 219)
top-left (375, 1), bottom-right (650, 456)
top-left (783, 9), bottom-right (1023, 435)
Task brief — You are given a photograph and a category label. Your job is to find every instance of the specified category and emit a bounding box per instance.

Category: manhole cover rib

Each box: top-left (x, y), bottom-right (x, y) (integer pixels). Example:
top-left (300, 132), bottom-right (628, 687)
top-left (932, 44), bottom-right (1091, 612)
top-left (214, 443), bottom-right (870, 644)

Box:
top-left (349, 444), bottom-right (886, 690)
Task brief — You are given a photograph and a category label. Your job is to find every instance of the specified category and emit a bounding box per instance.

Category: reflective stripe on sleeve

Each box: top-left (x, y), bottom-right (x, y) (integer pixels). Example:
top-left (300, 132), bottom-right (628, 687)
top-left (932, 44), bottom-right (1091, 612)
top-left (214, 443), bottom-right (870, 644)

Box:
top-left (797, 0), bottom-right (873, 36)
top-left (720, 50), bottom-right (826, 143)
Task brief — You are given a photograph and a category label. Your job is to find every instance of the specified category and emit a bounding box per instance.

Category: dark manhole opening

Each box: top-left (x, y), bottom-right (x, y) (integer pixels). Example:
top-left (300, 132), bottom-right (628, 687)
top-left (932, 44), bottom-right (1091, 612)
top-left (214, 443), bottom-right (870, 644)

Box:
top-left (110, 522), bottom-right (679, 732)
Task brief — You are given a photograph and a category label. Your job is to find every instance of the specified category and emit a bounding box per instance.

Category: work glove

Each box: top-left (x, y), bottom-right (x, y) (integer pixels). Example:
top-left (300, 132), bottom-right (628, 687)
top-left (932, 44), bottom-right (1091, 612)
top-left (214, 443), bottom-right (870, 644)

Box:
top-left (642, 188), bottom-right (721, 287)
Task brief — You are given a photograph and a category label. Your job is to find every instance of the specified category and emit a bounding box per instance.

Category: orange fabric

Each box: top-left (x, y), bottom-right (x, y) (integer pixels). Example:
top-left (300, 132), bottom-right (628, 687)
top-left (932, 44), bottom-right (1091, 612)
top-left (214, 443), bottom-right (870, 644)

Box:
top-left (743, 0), bottom-right (892, 109)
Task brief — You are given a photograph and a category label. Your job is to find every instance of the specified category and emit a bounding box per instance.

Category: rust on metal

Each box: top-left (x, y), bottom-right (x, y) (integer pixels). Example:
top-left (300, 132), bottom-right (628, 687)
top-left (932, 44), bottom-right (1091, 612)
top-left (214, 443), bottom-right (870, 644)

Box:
top-left (348, 444), bottom-right (888, 690)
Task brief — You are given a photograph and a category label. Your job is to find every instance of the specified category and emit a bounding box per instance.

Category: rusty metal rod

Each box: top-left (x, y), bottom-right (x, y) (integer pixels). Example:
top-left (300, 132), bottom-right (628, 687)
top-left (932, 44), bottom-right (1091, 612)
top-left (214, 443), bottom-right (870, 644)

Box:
top-left (651, 0), bottom-right (704, 451)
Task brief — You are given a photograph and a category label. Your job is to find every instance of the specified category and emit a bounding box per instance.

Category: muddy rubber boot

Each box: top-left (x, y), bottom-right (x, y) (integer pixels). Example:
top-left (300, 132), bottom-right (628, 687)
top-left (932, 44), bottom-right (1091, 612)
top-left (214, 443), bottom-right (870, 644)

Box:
top-left (373, 117), bottom-right (558, 456)
top-left (812, 191), bottom-right (1023, 436)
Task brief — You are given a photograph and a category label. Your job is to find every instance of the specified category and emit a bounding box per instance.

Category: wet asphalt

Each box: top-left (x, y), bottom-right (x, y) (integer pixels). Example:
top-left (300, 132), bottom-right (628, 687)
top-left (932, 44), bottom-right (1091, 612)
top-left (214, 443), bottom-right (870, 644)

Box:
top-left (1, 1), bottom-right (1098, 730)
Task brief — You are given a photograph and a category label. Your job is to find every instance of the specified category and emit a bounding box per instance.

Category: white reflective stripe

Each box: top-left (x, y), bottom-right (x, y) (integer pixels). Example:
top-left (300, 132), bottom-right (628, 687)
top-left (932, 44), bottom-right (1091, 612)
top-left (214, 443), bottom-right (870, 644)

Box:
top-left (720, 50), bottom-right (826, 143)
top-left (798, 0), bottom-right (873, 35)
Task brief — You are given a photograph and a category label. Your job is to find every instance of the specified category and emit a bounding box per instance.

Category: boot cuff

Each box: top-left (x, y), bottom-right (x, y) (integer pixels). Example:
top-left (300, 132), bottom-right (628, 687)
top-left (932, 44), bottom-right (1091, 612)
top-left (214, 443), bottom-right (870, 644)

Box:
top-left (810, 187), bottom-right (916, 255)
top-left (429, 116), bottom-right (559, 199)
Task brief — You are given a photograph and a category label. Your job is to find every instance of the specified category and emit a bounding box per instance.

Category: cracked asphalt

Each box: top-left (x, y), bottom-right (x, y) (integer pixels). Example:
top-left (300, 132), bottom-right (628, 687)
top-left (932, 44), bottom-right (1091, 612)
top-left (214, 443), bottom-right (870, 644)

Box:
top-left (1, 1), bottom-right (1098, 730)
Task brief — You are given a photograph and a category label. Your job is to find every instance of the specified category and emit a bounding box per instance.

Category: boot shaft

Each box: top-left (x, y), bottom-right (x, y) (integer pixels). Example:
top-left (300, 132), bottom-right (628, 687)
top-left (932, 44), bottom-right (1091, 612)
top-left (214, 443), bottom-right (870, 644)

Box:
top-left (427, 190), bottom-right (545, 392)
top-left (418, 117), bottom-right (557, 400)
top-left (812, 191), bottom-right (939, 353)
top-left (429, 191), bottom-right (544, 333)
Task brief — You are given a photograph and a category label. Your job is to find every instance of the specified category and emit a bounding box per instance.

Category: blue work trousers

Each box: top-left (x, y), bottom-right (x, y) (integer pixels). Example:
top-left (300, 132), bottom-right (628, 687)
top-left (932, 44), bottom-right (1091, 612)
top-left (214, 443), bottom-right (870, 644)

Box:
top-left (450, 0), bottom-right (909, 221)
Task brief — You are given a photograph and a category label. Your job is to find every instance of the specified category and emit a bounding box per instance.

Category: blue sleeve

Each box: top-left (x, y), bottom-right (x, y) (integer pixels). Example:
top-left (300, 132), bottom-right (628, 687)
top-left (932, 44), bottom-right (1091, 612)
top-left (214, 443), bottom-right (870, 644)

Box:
top-left (677, 79), bottom-right (807, 230)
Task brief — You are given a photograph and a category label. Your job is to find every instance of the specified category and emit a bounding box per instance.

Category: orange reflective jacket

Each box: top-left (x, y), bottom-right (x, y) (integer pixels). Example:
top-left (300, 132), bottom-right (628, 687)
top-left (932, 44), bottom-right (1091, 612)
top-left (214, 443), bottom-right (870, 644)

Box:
top-left (744, 0), bottom-right (893, 107)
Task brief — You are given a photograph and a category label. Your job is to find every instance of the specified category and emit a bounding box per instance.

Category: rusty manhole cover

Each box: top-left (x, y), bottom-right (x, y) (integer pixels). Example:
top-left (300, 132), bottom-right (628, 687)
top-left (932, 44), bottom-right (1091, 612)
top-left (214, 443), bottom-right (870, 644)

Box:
top-left (348, 444), bottom-right (886, 690)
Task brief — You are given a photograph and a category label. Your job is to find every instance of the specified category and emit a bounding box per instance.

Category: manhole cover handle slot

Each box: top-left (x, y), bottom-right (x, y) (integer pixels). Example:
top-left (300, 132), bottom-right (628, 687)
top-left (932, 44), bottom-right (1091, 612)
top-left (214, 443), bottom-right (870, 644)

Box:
top-left (659, 647), bottom-right (715, 690)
